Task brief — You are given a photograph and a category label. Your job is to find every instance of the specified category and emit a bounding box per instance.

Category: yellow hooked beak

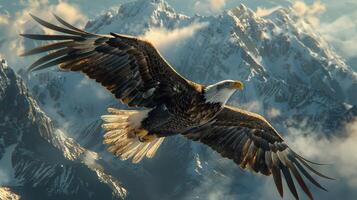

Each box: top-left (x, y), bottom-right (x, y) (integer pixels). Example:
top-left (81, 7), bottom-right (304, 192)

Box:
top-left (233, 81), bottom-right (244, 90)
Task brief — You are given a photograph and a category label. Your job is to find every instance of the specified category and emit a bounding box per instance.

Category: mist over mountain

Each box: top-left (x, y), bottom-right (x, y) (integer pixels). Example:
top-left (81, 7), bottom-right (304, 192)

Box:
top-left (1, 0), bottom-right (357, 199)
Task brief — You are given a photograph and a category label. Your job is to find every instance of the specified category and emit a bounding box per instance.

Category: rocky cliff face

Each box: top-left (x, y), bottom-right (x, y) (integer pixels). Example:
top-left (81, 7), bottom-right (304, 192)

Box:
top-left (0, 58), bottom-right (126, 199)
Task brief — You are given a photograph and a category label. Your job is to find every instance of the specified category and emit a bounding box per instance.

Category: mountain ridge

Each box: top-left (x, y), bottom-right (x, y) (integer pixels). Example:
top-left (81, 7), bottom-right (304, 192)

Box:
top-left (0, 57), bottom-right (126, 199)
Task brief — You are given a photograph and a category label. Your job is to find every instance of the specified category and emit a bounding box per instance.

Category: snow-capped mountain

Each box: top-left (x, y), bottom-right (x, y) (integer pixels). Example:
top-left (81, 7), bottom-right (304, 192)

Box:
top-left (26, 0), bottom-right (356, 136)
top-left (0, 58), bottom-right (126, 199)
top-left (86, 0), bottom-right (357, 131)
top-left (6, 0), bottom-right (357, 199)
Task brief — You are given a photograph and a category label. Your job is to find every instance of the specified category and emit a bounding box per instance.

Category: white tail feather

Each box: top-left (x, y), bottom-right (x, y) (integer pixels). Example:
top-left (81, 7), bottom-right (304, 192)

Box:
top-left (102, 107), bottom-right (164, 163)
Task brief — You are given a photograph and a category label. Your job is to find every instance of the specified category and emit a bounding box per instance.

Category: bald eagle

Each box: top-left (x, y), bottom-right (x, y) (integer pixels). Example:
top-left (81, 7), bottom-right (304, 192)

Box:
top-left (21, 14), bottom-right (332, 200)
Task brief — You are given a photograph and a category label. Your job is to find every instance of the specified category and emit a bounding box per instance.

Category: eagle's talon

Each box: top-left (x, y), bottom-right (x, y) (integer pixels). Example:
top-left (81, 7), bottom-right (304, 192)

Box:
top-left (139, 134), bottom-right (156, 142)
top-left (135, 129), bottom-right (149, 137)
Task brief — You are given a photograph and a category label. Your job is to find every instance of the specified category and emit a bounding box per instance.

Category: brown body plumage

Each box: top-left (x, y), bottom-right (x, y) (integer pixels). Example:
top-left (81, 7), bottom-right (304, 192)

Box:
top-left (21, 14), bottom-right (332, 200)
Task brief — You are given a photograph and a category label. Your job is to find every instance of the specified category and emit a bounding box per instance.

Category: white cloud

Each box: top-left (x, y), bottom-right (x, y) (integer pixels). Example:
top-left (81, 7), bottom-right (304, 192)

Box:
top-left (319, 11), bottom-right (357, 59)
top-left (194, 0), bottom-right (227, 15)
top-left (239, 100), bottom-right (263, 114)
top-left (52, 1), bottom-right (87, 26)
top-left (267, 107), bottom-right (281, 118)
top-left (0, 0), bottom-right (87, 69)
top-left (0, 6), bottom-right (10, 26)
top-left (0, 15), bottom-right (9, 25)
top-left (141, 22), bottom-right (208, 52)
top-left (292, 1), bottom-right (326, 27)
top-left (256, 6), bottom-right (280, 17)
top-left (210, 0), bottom-right (226, 11)
top-left (182, 173), bottom-right (236, 200)
top-left (11, 0), bottom-right (86, 31)
top-left (13, 0), bottom-right (87, 40)
top-left (81, 150), bottom-right (104, 171)
top-left (292, 1), bottom-right (325, 15)
top-left (286, 119), bottom-right (357, 188)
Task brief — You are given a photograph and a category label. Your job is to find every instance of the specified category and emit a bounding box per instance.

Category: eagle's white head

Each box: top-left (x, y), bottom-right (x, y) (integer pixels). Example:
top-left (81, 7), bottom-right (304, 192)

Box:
top-left (204, 80), bottom-right (244, 105)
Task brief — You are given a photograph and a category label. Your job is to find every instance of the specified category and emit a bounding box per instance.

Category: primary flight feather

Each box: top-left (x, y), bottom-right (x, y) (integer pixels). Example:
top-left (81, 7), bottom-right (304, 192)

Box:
top-left (21, 14), bottom-right (332, 200)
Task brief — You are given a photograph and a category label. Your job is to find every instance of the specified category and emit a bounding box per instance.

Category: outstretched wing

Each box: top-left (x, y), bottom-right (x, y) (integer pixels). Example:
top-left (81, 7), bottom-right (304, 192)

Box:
top-left (21, 14), bottom-right (201, 108)
top-left (184, 105), bottom-right (332, 200)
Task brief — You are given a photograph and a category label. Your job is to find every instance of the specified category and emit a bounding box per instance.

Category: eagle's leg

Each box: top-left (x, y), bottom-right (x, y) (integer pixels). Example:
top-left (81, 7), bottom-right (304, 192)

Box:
top-left (135, 129), bottom-right (157, 142)
top-left (135, 129), bottom-right (149, 137)
top-left (139, 134), bottom-right (157, 142)
top-left (102, 108), bottom-right (165, 163)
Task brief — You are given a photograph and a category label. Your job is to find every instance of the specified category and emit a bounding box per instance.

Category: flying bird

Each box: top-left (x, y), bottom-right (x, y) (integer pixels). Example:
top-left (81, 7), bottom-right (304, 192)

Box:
top-left (21, 14), bottom-right (332, 200)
